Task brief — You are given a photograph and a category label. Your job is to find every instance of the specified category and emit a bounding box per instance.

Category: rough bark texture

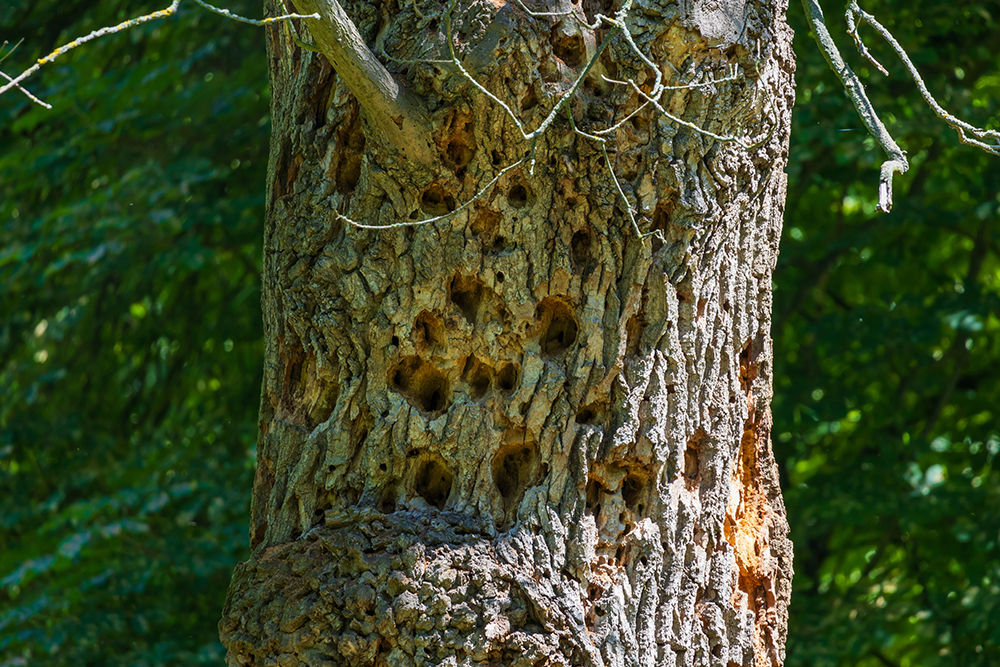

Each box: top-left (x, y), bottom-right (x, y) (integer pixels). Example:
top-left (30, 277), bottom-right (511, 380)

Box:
top-left (220, 0), bottom-right (796, 665)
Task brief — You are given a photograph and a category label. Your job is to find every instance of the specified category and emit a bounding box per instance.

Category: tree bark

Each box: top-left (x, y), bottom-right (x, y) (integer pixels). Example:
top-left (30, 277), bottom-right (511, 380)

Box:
top-left (220, 0), bottom-right (795, 665)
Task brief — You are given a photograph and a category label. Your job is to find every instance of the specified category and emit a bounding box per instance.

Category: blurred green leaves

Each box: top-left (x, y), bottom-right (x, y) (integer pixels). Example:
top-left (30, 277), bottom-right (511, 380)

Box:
top-left (777, 0), bottom-right (1000, 665)
top-left (1, 1), bottom-right (267, 663)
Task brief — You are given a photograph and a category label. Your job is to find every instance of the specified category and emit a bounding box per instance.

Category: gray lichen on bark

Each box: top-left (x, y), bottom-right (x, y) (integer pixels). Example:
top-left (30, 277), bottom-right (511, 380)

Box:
top-left (221, 0), bottom-right (795, 665)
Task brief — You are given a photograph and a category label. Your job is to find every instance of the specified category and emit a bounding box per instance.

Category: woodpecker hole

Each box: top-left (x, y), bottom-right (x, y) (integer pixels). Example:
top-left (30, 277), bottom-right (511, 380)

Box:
top-left (535, 297), bottom-right (578, 357)
top-left (389, 356), bottom-right (450, 414)
top-left (414, 457), bottom-right (453, 510)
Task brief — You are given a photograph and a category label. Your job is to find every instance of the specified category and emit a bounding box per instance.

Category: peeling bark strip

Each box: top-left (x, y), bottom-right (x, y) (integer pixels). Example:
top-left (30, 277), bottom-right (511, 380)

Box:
top-left (222, 0), bottom-right (795, 665)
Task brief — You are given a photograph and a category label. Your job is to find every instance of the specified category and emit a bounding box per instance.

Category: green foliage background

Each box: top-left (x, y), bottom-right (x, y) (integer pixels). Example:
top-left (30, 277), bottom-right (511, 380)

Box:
top-left (0, 0), bottom-right (997, 665)
top-left (1, 1), bottom-right (266, 663)
top-left (777, 1), bottom-right (1000, 665)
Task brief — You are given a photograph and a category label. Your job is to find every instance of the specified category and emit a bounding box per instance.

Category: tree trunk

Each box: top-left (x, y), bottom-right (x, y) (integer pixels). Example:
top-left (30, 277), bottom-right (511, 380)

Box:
top-left (220, 0), bottom-right (795, 665)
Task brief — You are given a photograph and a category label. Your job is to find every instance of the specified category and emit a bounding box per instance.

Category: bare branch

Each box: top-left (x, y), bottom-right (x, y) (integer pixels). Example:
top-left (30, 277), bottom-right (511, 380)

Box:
top-left (846, 1), bottom-right (1000, 156)
top-left (338, 158), bottom-right (527, 230)
top-left (0, 2), bottom-right (181, 101)
top-left (193, 0), bottom-right (319, 26)
top-left (800, 0), bottom-right (907, 212)
top-left (0, 2), bottom-right (318, 106)
top-left (1, 68), bottom-right (51, 109)
top-left (290, 0), bottom-right (436, 164)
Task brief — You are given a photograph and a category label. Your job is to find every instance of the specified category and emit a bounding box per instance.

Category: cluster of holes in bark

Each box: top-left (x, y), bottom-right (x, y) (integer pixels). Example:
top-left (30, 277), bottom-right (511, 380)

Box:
top-left (492, 441), bottom-right (539, 527)
top-left (458, 355), bottom-right (519, 401)
top-left (389, 355), bottom-right (450, 414)
top-left (535, 297), bottom-right (579, 357)
top-left (438, 110), bottom-right (476, 177)
top-left (550, 25), bottom-right (584, 67)
top-left (421, 183), bottom-right (456, 216)
top-left (414, 456), bottom-right (454, 510)
top-left (333, 103), bottom-right (365, 194)
top-left (471, 205), bottom-right (509, 255)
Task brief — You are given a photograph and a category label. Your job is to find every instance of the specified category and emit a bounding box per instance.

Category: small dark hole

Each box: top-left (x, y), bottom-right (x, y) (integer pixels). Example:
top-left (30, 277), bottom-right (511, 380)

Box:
top-left (497, 363), bottom-right (519, 392)
top-left (639, 555), bottom-right (648, 566)
top-left (379, 463), bottom-right (387, 472)
top-left (491, 150), bottom-right (502, 166)
top-left (537, 298), bottom-right (578, 357)
top-left (449, 275), bottom-right (484, 325)
top-left (594, 606), bottom-right (605, 617)
top-left (497, 272), bottom-right (505, 283)
top-left (507, 184), bottom-right (529, 208)
top-left (571, 229), bottom-right (592, 270)
top-left (415, 458), bottom-right (453, 510)
top-left (521, 87), bottom-right (538, 112)
top-left (622, 475), bottom-right (642, 510)
top-left (470, 367), bottom-right (491, 399)
top-left (391, 335), bottom-right (399, 346)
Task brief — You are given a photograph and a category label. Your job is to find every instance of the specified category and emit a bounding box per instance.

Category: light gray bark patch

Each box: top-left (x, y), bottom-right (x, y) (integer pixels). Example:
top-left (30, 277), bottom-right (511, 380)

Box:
top-left (685, 0), bottom-right (749, 48)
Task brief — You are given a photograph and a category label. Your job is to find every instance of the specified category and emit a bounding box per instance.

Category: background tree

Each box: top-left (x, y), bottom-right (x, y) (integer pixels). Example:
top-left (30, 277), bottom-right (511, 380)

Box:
top-left (0, 0), bottom-right (997, 666)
